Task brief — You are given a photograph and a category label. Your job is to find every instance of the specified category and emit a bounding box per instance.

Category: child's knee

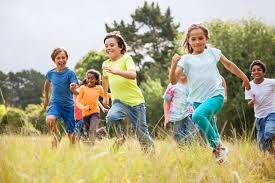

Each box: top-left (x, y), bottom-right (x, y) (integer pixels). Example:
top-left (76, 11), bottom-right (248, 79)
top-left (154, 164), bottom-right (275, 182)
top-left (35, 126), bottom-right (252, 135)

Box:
top-left (46, 115), bottom-right (56, 129)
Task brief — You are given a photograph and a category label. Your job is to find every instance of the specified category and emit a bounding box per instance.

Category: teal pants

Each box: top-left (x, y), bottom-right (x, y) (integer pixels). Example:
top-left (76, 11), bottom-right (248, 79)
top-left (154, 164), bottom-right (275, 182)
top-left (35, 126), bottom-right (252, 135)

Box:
top-left (192, 95), bottom-right (224, 148)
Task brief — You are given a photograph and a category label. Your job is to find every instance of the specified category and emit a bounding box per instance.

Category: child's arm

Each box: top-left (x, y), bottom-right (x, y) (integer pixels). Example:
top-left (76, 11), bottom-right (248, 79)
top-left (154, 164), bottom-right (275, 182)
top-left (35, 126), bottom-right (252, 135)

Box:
top-left (43, 79), bottom-right (50, 109)
top-left (220, 55), bottom-right (251, 90)
top-left (163, 100), bottom-right (170, 128)
top-left (221, 76), bottom-right (228, 103)
top-left (169, 54), bottom-right (183, 84)
top-left (103, 66), bottom-right (136, 80)
top-left (98, 101), bottom-right (108, 113)
top-left (102, 76), bottom-right (110, 107)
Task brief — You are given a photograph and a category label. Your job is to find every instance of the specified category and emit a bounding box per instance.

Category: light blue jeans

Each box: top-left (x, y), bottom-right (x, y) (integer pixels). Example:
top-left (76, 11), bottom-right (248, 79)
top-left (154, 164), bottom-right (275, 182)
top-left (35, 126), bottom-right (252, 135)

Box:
top-left (256, 113), bottom-right (275, 151)
top-left (172, 115), bottom-right (200, 145)
top-left (106, 100), bottom-right (155, 150)
top-left (192, 95), bottom-right (224, 148)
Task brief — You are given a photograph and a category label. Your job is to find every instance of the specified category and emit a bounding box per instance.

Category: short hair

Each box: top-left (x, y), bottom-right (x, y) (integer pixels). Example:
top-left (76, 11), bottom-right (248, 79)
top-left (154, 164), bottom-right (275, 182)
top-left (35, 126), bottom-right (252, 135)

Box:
top-left (104, 31), bottom-right (127, 54)
top-left (249, 60), bottom-right (266, 73)
top-left (86, 69), bottom-right (101, 85)
top-left (51, 48), bottom-right (68, 61)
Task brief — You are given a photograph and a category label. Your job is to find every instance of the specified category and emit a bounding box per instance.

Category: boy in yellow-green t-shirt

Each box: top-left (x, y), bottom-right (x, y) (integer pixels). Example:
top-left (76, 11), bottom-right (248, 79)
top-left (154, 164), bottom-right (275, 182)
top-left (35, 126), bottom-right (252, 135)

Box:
top-left (102, 31), bottom-right (154, 152)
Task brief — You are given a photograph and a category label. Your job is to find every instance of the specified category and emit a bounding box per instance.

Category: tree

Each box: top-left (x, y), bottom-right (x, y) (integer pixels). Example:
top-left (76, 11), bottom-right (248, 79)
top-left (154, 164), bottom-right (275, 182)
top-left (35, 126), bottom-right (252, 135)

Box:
top-left (105, 1), bottom-right (180, 84)
top-left (1, 69), bottom-right (45, 109)
top-left (75, 50), bottom-right (108, 81)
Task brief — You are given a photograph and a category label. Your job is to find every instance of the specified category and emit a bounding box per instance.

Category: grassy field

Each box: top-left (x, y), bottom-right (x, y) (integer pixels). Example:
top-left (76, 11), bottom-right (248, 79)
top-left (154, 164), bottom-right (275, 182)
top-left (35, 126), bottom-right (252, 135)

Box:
top-left (0, 135), bottom-right (274, 183)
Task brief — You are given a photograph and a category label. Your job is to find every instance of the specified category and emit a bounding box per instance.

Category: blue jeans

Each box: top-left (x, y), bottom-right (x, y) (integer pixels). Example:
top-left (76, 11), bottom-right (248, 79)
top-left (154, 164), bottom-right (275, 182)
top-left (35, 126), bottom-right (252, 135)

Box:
top-left (75, 119), bottom-right (84, 139)
top-left (172, 115), bottom-right (199, 145)
top-left (192, 95), bottom-right (224, 148)
top-left (256, 113), bottom-right (275, 151)
top-left (106, 100), bottom-right (154, 150)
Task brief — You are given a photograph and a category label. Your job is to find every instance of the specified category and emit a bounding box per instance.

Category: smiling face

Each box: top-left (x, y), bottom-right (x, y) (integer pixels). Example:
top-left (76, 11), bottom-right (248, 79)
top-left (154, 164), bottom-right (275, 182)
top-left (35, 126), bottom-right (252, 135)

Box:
top-left (53, 51), bottom-right (67, 71)
top-left (104, 37), bottom-right (123, 61)
top-left (188, 28), bottom-right (208, 54)
top-left (251, 64), bottom-right (265, 83)
top-left (86, 73), bottom-right (97, 87)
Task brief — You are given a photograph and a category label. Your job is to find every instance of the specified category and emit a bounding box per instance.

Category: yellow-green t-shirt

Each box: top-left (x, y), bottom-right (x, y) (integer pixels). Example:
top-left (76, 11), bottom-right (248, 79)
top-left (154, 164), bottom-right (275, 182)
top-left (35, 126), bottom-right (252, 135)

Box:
top-left (102, 54), bottom-right (145, 106)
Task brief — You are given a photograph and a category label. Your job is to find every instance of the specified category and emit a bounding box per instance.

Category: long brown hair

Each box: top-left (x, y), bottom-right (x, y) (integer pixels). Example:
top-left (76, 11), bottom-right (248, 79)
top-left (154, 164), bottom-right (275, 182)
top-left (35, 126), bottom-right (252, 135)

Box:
top-left (182, 24), bottom-right (209, 54)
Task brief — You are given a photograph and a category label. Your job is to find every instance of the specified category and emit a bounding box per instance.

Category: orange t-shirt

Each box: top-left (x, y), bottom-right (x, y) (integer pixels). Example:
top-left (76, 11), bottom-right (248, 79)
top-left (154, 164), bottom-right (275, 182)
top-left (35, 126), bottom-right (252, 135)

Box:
top-left (76, 85), bottom-right (104, 117)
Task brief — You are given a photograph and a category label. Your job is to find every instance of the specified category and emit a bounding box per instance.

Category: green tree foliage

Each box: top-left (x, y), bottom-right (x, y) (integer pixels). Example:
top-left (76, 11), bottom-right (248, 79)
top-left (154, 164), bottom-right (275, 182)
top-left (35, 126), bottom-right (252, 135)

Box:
top-left (207, 18), bottom-right (275, 134)
top-left (105, 1), bottom-right (180, 84)
top-left (75, 50), bottom-right (108, 81)
top-left (0, 69), bottom-right (45, 109)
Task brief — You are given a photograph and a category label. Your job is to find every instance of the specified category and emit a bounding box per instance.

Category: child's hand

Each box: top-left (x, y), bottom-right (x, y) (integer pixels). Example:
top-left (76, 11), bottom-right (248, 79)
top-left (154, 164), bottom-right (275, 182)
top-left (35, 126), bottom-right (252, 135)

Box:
top-left (164, 117), bottom-right (169, 129)
top-left (103, 66), bottom-right (121, 75)
top-left (242, 78), bottom-right (251, 90)
top-left (171, 54), bottom-right (181, 68)
top-left (102, 107), bottom-right (109, 113)
top-left (248, 95), bottom-right (256, 106)
top-left (70, 83), bottom-right (78, 90)
top-left (83, 105), bottom-right (90, 110)
top-left (103, 98), bottom-right (109, 108)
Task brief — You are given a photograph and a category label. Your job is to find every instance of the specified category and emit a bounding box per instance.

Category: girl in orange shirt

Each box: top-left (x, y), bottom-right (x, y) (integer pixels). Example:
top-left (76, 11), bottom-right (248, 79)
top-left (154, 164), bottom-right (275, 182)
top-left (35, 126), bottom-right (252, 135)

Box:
top-left (76, 69), bottom-right (107, 145)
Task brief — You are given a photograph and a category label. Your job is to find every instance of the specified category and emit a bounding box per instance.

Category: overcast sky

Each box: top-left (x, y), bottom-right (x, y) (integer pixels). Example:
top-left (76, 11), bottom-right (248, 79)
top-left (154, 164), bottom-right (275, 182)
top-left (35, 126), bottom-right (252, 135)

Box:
top-left (1, 0), bottom-right (274, 74)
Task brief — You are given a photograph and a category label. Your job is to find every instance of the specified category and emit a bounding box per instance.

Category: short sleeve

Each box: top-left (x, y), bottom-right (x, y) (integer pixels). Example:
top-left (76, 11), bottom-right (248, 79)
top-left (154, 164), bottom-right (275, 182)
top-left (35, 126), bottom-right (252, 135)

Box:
top-left (163, 84), bottom-right (175, 102)
top-left (177, 55), bottom-right (188, 75)
top-left (125, 55), bottom-right (136, 70)
top-left (245, 89), bottom-right (253, 100)
top-left (45, 71), bottom-right (51, 81)
top-left (102, 60), bottom-right (108, 77)
top-left (209, 48), bottom-right (222, 63)
top-left (69, 70), bottom-right (78, 84)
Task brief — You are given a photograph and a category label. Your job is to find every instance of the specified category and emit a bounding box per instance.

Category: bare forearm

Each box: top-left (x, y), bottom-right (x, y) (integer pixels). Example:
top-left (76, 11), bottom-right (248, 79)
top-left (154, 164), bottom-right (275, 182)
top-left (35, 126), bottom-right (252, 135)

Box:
top-left (169, 65), bottom-right (177, 84)
top-left (102, 77), bottom-right (109, 98)
top-left (44, 80), bottom-right (50, 100)
top-left (117, 70), bottom-right (136, 80)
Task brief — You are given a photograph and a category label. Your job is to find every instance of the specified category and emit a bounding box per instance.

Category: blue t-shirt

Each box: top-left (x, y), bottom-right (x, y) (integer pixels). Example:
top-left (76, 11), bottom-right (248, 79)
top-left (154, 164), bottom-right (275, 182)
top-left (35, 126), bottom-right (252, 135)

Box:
top-left (177, 48), bottom-right (224, 103)
top-left (46, 67), bottom-right (78, 106)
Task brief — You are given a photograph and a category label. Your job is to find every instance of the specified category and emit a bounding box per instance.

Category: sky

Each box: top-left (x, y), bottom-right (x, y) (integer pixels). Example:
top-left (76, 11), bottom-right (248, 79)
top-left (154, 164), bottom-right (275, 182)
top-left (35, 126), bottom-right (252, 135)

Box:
top-left (0, 0), bottom-right (274, 74)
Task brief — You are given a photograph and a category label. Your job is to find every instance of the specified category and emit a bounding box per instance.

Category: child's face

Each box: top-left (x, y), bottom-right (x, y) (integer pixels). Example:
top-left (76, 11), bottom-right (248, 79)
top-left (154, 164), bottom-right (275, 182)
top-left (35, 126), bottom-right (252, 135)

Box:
top-left (105, 37), bottom-right (123, 60)
top-left (188, 28), bottom-right (207, 54)
top-left (86, 73), bottom-right (97, 87)
top-left (178, 74), bottom-right (187, 83)
top-left (251, 65), bottom-right (264, 80)
top-left (54, 51), bottom-right (67, 71)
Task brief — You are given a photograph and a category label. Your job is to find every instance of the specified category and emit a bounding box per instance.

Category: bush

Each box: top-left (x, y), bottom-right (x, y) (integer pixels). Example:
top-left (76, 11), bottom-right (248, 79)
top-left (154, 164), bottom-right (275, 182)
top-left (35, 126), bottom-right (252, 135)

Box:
top-left (25, 104), bottom-right (47, 134)
top-left (0, 105), bottom-right (6, 121)
top-left (0, 107), bottom-right (28, 133)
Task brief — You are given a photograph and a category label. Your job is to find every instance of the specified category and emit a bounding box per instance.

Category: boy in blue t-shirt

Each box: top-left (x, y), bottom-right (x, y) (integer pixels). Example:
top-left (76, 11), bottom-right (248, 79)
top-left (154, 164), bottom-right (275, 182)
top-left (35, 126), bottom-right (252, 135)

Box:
top-left (44, 48), bottom-right (78, 148)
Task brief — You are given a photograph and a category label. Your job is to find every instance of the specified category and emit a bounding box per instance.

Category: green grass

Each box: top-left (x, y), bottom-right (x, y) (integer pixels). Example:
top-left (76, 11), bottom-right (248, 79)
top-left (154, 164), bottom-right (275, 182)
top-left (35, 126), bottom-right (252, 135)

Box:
top-left (0, 136), bottom-right (274, 183)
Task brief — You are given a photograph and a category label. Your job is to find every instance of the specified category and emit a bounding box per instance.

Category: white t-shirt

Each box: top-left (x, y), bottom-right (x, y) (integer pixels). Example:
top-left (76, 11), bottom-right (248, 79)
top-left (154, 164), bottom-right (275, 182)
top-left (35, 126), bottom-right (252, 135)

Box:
top-left (245, 78), bottom-right (275, 118)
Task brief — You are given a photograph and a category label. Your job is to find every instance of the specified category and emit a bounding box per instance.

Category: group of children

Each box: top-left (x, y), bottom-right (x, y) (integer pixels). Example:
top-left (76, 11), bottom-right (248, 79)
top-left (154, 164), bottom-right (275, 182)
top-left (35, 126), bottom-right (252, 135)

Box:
top-left (44, 24), bottom-right (275, 163)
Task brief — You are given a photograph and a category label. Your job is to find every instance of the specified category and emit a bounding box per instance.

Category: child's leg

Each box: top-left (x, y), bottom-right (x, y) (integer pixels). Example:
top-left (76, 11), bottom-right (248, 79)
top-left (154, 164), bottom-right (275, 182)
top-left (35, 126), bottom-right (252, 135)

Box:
top-left (62, 106), bottom-right (76, 145)
top-left (46, 105), bottom-right (62, 148)
top-left (106, 100), bottom-right (126, 138)
top-left (192, 95), bottom-right (224, 149)
top-left (46, 115), bottom-right (61, 148)
top-left (127, 103), bottom-right (155, 152)
top-left (173, 117), bottom-right (199, 145)
top-left (89, 113), bottom-right (100, 145)
top-left (263, 113), bottom-right (275, 153)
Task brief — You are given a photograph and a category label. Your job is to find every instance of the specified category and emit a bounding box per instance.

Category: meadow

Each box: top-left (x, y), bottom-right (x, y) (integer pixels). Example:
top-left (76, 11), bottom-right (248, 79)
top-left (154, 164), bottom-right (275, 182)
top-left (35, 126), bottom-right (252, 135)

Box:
top-left (0, 135), bottom-right (274, 183)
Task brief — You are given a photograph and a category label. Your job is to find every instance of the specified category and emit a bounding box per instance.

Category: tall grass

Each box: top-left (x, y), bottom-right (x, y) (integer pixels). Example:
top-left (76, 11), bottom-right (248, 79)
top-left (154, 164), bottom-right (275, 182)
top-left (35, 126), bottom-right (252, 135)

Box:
top-left (0, 135), bottom-right (274, 183)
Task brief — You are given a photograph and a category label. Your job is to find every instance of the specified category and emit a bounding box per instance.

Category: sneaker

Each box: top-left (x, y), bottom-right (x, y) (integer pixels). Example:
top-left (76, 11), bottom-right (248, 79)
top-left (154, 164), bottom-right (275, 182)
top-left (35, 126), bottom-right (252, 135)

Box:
top-left (213, 144), bottom-right (228, 163)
